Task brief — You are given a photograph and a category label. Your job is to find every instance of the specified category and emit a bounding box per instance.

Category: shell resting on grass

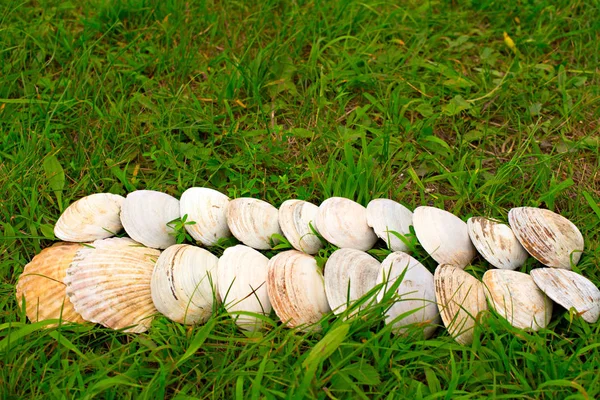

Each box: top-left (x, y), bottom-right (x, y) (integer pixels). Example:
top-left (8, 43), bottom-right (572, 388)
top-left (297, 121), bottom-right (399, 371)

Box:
top-left (366, 199), bottom-right (413, 252)
top-left (467, 217), bottom-right (528, 270)
top-left (278, 199), bottom-right (323, 254)
top-left (180, 187), bottom-right (232, 247)
top-left (226, 198), bottom-right (283, 250)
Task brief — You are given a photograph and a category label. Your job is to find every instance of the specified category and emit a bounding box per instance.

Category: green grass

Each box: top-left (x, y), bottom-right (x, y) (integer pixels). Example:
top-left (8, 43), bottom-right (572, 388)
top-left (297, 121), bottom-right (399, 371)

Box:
top-left (1, 0), bottom-right (600, 398)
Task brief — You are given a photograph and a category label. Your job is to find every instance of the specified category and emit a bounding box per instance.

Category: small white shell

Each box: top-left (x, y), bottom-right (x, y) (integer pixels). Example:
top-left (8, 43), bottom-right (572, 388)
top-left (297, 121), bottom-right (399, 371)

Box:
top-left (508, 207), bottom-right (584, 269)
top-left (531, 268), bottom-right (600, 323)
top-left (180, 188), bottom-right (231, 246)
top-left (315, 197), bottom-right (377, 251)
top-left (120, 190), bottom-right (180, 249)
top-left (483, 269), bottom-right (552, 330)
top-left (226, 198), bottom-right (283, 250)
top-left (278, 200), bottom-right (323, 254)
top-left (54, 193), bottom-right (124, 242)
top-left (217, 245), bottom-right (271, 331)
top-left (467, 217), bottom-right (528, 270)
top-left (366, 199), bottom-right (413, 252)
top-left (151, 244), bottom-right (219, 325)
top-left (413, 207), bottom-right (476, 269)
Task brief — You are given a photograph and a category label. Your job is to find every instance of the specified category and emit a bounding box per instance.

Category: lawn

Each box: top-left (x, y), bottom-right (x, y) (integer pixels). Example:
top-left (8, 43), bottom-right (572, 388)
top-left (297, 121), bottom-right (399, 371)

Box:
top-left (1, 0), bottom-right (599, 398)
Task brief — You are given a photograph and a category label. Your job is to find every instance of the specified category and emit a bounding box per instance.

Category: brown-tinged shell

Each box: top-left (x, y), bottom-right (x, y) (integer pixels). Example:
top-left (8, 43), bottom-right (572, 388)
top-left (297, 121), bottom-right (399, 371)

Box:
top-left (467, 217), bottom-right (528, 270)
top-left (226, 198), bottom-right (283, 250)
top-left (278, 199), bottom-right (323, 254)
top-left (180, 187), bottom-right (232, 246)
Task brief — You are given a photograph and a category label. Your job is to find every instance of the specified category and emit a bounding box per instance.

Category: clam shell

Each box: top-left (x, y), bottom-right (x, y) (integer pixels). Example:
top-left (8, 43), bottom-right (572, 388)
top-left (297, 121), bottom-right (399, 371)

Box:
top-left (413, 207), bottom-right (476, 269)
top-left (267, 250), bottom-right (330, 331)
top-left (151, 244), bottom-right (219, 325)
top-left (366, 199), bottom-right (413, 252)
top-left (180, 187), bottom-right (231, 246)
top-left (508, 207), bottom-right (584, 269)
top-left (65, 237), bottom-right (161, 333)
top-left (120, 190), bottom-right (180, 249)
top-left (54, 193), bottom-right (124, 242)
top-left (226, 198), bottom-right (283, 250)
top-left (483, 269), bottom-right (552, 330)
top-left (324, 248), bottom-right (380, 315)
top-left (278, 199), bottom-right (323, 254)
top-left (315, 197), bottom-right (377, 251)
top-left (217, 245), bottom-right (271, 331)
top-left (467, 217), bottom-right (528, 270)
top-left (15, 242), bottom-right (86, 325)
top-left (531, 268), bottom-right (600, 323)
top-left (434, 264), bottom-right (487, 345)
top-left (376, 252), bottom-right (440, 338)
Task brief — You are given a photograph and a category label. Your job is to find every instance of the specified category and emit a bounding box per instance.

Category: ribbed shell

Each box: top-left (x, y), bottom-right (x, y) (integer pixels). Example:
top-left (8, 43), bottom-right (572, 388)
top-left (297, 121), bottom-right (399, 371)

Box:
top-left (467, 217), bottom-right (528, 270)
top-left (278, 199), bottom-right (323, 254)
top-left (366, 199), bottom-right (413, 252)
top-left (151, 244), bottom-right (219, 325)
top-left (54, 193), bottom-right (124, 242)
top-left (226, 198), bottom-right (283, 250)
top-left (65, 237), bottom-right (161, 333)
top-left (15, 242), bottom-right (86, 325)
top-left (180, 187), bottom-right (231, 246)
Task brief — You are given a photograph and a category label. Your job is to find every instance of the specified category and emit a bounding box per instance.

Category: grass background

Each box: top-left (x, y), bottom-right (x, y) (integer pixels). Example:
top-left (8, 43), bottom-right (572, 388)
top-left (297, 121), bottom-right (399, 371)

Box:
top-left (1, 0), bottom-right (599, 398)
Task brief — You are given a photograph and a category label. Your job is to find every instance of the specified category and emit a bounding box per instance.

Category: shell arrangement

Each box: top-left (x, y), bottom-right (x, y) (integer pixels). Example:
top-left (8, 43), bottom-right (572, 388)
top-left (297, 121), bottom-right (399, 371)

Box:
top-left (15, 190), bottom-right (599, 346)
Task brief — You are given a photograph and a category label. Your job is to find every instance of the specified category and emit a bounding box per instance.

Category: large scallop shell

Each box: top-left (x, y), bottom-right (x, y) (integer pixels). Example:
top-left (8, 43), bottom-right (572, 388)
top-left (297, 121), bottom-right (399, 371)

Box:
top-left (376, 252), bottom-right (440, 338)
top-left (508, 207), bottom-right (584, 269)
top-left (54, 193), bottom-right (124, 242)
top-left (366, 199), bottom-right (413, 252)
top-left (483, 269), bottom-right (552, 330)
top-left (217, 245), bottom-right (271, 331)
top-left (120, 190), bottom-right (180, 249)
top-left (15, 242), bottom-right (86, 325)
top-left (315, 197), bottom-right (377, 251)
top-left (65, 237), bottom-right (161, 333)
top-left (434, 264), bottom-right (488, 345)
top-left (278, 199), bottom-right (323, 254)
top-left (226, 198), bottom-right (283, 250)
top-left (180, 187), bottom-right (231, 246)
top-left (151, 244), bottom-right (219, 325)
top-left (267, 250), bottom-right (330, 332)
top-left (531, 268), bottom-right (600, 323)
top-left (324, 248), bottom-right (380, 315)
top-left (413, 207), bottom-right (476, 269)
top-left (467, 217), bottom-right (528, 270)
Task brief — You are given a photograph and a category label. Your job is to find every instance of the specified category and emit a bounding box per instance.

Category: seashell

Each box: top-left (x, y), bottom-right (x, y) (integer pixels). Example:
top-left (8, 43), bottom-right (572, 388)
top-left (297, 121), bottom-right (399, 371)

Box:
top-left (120, 190), bottom-right (180, 249)
top-left (315, 197), bottom-right (377, 251)
top-left (531, 268), bottom-right (600, 323)
top-left (54, 193), bottom-right (124, 242)
top-left (324, 248), bottom-right (380, 315)
top-left (434, 264), bottom-right (488, 345)
top-left (15, 242), bottom-right (86, 326)
top-left (467, 217), bottom-right (528, 270)
top-left (508, 207), bottom-right (584, 270)
top-left (413, 207), bottom-right (476, 269)
top-left (278, 199), bottom-right (323, 254)
top-left (226, 198), bottom-right (283, 250)
top-left (366, 199), bottom-right (413, 252)
top-left (180, 187), bottom-right (231, 246)
top-left (151, 244), bottom-right (219, 325)
top-left (217, 245), bottom-right (271, 331)
top-left (65, 237), bottom-right (161, 333)
top-left (483, 269), bottom-right (552, 330)
top-left (376, 252), bottom-right (440, 338)
top-left (267, 250), bottom-right (330, 331)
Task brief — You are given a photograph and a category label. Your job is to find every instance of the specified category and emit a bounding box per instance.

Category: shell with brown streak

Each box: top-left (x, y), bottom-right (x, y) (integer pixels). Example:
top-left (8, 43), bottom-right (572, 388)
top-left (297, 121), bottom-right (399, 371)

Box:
top-left (226, 198), bottom-right (283, 250)
top-left (278, 199), bottom-right (323, 254)
top-left (366, 199), bottom-right (413, 252)
top-left (467, 217), bottom-right (528, 270)
top-left (180, 187), bottom-right (232, 246)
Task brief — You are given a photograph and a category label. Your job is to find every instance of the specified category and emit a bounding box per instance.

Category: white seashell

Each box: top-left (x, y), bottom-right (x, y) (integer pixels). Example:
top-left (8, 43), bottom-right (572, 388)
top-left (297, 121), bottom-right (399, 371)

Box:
top-left (508, 207), bottom-right (584, 270)
top-left (483, 269), bottom-right (552, 330)
top-left (278, 199), bottom-right (323, 254)
top-left (151, 244), bottom-right (219, 325)
top-left (315, 197), bottom-right (377, 251)
top-left (226, 198), bottom-right (283, 250)
top-left (531, 268), bottom-right (600, 323)
top-left (434, 264), bottom-right (488, 345)
top-left (217, 245), bottom-right (271, 331)
top-left (120, 190), bottom-right (180, 249)
top-left (467, 217), bottom-right (528, 270)
top-left (179, 187), bottom-right (231, 246)
top-left (54, 193), bottom-right (124, 242)
top-left (413, 207), bottom-right (476, 269)
top-left (65, 237), bottom-right (161, 333)
top-left (376, 252), bottom-right (440, 338)
top-left (366, 199), bottom-right (413, 252)
top-left (267, 250), bottom-right (331, 332)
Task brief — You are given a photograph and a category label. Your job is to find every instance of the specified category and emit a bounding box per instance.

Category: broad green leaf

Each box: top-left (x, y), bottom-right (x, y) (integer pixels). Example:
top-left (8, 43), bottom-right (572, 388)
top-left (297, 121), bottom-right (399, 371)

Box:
top-left (43, 155), bottom-right (65, 207)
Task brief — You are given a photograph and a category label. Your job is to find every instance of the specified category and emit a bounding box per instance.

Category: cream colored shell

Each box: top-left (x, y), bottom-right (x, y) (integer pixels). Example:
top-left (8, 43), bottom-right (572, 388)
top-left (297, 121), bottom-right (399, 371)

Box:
top-left (226, 198), bottom-right (283, 250)
top-left (366, 199), bottom-right (413, 252)
top-left (278, 199), bottom-right (323, 254)
top-left (467, 217), bottom-right (528, 270)
top-left (180, 187), bottom-right (231, 246)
